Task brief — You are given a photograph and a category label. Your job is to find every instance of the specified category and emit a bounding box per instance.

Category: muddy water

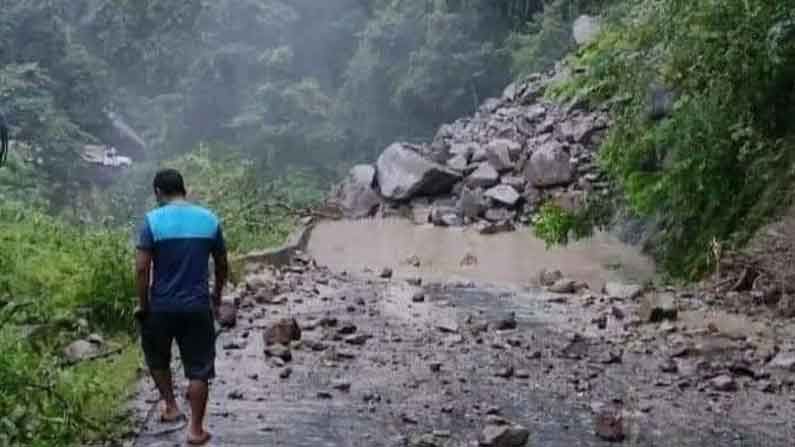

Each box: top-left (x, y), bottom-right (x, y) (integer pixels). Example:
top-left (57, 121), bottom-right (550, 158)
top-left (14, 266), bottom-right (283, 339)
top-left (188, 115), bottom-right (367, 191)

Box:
top-left (307, 218), bottom-right (655, 289)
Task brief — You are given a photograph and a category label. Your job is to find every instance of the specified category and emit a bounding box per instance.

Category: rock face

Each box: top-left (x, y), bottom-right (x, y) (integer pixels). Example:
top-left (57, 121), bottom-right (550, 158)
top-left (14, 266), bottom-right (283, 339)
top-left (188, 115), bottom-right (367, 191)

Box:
top-left (328, 164), bottom-right (381, 218)
top-left (376, 143), bottom-right (461, 200)
top-left (329, 61), bottom-right (611, 229)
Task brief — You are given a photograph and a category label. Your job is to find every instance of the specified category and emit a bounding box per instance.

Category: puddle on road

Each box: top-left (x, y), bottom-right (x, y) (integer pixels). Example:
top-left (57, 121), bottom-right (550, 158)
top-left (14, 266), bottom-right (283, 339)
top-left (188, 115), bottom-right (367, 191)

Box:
top-left (307, 218), bottom-right (655, 289)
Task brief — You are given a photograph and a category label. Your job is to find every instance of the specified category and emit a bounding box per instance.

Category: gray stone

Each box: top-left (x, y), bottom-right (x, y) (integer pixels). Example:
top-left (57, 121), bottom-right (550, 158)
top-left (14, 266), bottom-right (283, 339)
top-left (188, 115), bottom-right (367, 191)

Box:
top-left (376, 143), bottom-right (461, 200)
top-left (477, 220), bottom-right (516, 235)
top-left (484, 185), bottom-right (521, 207)
top-left (538, 268), bottom-right (564, 287)
top-left (573, 15), bottom-right (603, 46)
top-left (480, 422), bottom-right (530, 447)
top-left (486, 139), bottom-right (520, 172)
top-left (769, 353), bottom-right (795, 371)
top-left (639, 291), bottom-right (677, 322)
top-left (524, 141), bottom-right (573, 187)
top-left (466, 163), bottom-right (500, 189)
top-left (264, 344), bottom-right (292, 362)
top-left (472, 146), bottom-right (489, 163)
top-left (63, 340), bottom-right (101, 362)
top-left (500, 176), bottom-right (526, 191)
top-left (457, 187), bottom-right (486, 219)
top-left (449, 142), bottom-right (478, 161)
top-left (446, 155), bottom-right (469, 171)
top-left (86, 333), bottom-right (104, 345)
top-left (549, 279), bottom-right (577, 294)
top-left (329, 164), bottom-right (381, 218)
top-left (710, 375), bottom-right (737, 392)
top-left (604, 282), bottom-right (643, 300)
top-left (484, 208), bottom-right (516, 223)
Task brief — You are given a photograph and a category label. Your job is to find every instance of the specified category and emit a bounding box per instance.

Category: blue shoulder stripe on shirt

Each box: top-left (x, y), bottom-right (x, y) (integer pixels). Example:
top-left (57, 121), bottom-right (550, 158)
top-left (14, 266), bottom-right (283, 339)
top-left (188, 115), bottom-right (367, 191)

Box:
top-left (146, 204), bottom-right (219, 242)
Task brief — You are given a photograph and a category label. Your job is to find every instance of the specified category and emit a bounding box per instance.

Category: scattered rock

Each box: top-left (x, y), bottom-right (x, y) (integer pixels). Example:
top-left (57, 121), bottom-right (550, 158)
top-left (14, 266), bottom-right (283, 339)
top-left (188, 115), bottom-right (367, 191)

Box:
top-left (710, 375), bottom-right (737, 392)
top-left (338, 322), bottom-right (358, 335)
top-left (594, 410), bottom-right (625, 442)
top-left (227, 390), bottom-right (245, 400)
top-left (332, 381), bottom-right (352, 392)
top-left (492, 312), bottom-right (517, 331)
top-left (480, 420), bottom-right (530, 447)
top-left (217, 301), bottom-right (238, 328)
top-left (380, 268), bottom-right (394, 279)
top-left (604, 282), bottom-right (643, 300)
top-left (263, 318), bottom-right (302, 346)
top-left (770, 353), bottom-right (795, 371)
top-left (538, 269), bottom-right (564, 287)
top-left (436, 319), bottom-right (460, 334)
top-left (412, 292), bottom-right (426, 303)
top-left (264, 344), bottom-right (292, 362)
top-left (494, 366), bottom-right (515, 379)
top-left (639, 292), bottom-right (678, 322)
top-left (548, 279), bottom-right (576, 294)
top-left (659, 359), bottom-right (679, 374)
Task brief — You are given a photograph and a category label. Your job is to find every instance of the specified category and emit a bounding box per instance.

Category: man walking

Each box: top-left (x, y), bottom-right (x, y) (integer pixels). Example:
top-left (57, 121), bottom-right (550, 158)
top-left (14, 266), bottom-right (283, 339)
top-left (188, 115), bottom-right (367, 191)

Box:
top-left (136, 169), bottom-right (228, 445)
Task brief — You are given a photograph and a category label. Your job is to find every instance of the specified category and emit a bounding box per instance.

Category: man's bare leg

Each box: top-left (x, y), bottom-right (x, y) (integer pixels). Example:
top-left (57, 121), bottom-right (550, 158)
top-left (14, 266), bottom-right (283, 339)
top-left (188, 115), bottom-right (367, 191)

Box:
top-left (186, 379), bottom-right (211, 444)
top-left (150, 369), bottom-right (181, 421)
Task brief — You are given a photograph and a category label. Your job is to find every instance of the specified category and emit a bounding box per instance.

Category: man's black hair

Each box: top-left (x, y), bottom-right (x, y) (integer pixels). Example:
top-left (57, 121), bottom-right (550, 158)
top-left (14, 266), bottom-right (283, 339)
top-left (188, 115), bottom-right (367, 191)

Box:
top-left (153, 169), bottom-right (187, 196)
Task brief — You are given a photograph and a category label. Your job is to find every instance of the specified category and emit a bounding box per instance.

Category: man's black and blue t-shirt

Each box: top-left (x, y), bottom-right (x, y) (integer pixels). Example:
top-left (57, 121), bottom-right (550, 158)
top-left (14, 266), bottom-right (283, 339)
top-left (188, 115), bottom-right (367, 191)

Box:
top-left (137, 202), bottom-right (225, 313)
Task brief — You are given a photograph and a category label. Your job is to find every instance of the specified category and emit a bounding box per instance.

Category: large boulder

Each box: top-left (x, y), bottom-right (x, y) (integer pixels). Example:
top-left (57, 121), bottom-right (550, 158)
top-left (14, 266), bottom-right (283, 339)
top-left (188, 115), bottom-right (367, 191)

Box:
top-left (466, 163), bottom-right (500, 189)
top-left (329, 164), bottom-right (381, 218)
top-left (458, 187), bottom-right (486, 219)
top-left (524, 141), bottom-right (573, 187)
top-left (484, 185), bottom-right (521, 207)
top-left (376, 143), bottom-right (461, 200)
top-left (487, 139), bottom-right (521, 170)
top-left (573, 15), bottom-right (602, 46)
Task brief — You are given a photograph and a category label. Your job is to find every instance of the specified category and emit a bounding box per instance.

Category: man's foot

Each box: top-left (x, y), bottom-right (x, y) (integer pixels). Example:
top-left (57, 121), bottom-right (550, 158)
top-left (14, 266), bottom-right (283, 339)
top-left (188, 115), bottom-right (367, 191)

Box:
top-left (159, 400), bottom-right (184, 423)
top-left (186, 430), bottom-right (212, 445)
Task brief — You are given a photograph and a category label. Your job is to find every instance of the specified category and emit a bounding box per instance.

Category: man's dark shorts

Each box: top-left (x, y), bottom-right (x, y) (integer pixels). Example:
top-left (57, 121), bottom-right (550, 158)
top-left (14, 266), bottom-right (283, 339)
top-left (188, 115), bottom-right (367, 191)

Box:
top-left (140, 311), bottom-right (216, 381)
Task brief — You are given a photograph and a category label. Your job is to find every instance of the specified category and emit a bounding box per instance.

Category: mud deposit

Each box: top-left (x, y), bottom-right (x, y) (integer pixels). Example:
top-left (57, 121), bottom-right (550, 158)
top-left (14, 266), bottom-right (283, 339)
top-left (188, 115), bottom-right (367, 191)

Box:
top-left (307, 219), bottom-right (654, 290)
top-left (129, 226), bottom-right (795, 447)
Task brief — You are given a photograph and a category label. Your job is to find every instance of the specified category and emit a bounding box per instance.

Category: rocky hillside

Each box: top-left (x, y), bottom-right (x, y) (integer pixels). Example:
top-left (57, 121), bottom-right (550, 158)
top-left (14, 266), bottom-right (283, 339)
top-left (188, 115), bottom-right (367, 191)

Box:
top-left (328, 59), bottom-right (611, 234)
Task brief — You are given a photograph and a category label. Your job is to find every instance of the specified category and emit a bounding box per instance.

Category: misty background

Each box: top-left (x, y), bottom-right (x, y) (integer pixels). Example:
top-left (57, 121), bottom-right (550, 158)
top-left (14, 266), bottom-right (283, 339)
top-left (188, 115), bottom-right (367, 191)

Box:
top-left (0, 0), bottom-right (601, 227)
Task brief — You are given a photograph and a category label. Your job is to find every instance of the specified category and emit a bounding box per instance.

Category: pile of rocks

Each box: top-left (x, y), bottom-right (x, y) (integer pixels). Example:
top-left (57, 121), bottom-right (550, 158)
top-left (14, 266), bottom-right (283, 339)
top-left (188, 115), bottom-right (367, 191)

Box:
top-left (328, 63), bottom-right (612, 234)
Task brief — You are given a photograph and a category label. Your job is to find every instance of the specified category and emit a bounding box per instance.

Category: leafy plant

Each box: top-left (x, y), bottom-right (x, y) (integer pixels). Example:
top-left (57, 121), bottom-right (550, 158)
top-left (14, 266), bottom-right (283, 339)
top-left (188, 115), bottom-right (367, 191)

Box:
top-left (548, 0), bottom-right (795, 277)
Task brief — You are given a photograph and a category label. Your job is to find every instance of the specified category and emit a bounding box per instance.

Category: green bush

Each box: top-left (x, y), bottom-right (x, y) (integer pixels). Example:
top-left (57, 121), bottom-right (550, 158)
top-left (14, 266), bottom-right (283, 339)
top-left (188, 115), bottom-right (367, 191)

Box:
top-left (547, 0), bottom-right (795, 277)
top-left (0, 202), bottom-right (139, 445)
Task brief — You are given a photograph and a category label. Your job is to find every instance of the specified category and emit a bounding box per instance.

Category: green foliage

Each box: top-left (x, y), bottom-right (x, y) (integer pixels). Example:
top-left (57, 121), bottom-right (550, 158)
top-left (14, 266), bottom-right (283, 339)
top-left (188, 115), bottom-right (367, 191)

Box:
top-left (0, 202), bottom-right (139, 445)
top-left (550, 0), bottom-right (795, 277)
top-left (508, 0), bottom-right (617, 76)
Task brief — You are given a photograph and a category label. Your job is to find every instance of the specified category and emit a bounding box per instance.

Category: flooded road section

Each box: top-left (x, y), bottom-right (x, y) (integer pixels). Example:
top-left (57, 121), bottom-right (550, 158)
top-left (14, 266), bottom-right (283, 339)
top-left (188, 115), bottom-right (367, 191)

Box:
top-left (130, 243), bottom-right (795, 446)
top-left (307, 218), bottom-right (654, 290)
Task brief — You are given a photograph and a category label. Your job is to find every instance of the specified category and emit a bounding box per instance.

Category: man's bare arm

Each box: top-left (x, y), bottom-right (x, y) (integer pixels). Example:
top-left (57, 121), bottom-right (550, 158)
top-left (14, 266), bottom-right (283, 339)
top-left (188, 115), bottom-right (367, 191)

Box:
top-left (136, 249), bottom-right (153, 313)
top-left (211, 248), bottom-right (229, 307)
